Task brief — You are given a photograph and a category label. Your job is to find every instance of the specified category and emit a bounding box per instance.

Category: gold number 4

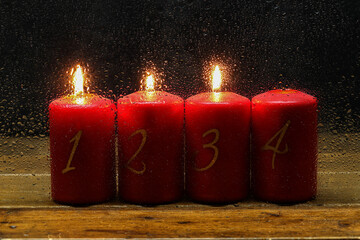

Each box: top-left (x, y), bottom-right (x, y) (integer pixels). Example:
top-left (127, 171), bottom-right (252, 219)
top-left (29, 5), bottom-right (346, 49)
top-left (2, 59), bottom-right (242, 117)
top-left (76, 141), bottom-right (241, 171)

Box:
top-left (62, 130), bottom-right (82, 174)
top-left (262, 120), bottom-right (291, 169)
top-left (126, 129), bottom-right (147, 175)
top-left (195, 128), bottom-right (220, 172)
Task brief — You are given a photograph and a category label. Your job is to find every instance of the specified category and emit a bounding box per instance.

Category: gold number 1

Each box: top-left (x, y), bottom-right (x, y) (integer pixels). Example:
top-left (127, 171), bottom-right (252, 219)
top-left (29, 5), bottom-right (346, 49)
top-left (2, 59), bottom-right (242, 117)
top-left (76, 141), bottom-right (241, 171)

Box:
top-left (195, 129), bottom-right (220, 172)
top-left (126, 129), bottom-right (147, 175)
top-left (262, 120), bottom-right (291, 169)
top-left (62, 130), bottom-right (82, 174)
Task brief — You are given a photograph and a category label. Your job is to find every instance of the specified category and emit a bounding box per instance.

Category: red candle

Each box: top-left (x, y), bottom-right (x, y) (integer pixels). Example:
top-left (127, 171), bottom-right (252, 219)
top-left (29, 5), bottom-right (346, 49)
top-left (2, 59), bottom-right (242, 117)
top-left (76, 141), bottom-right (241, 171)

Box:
top-left (118, 73), bottom-right (184, 204)
top-left (49, 65), bottom-right (116, 204)
top-left (186, 66), bottom-right (251, 203)
top-left (252, 89), bottom-right (318, 203)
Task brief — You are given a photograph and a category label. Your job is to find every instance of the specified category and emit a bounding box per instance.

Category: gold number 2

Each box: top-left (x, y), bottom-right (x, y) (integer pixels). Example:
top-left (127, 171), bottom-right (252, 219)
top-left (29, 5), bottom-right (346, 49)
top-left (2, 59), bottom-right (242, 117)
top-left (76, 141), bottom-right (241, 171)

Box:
top-left (262, 120), bottom-right (291, 169)
top-left (126, 129), bottom-right (147, 175)
top-left (62, 130), bottom-right (82, 174)
top-left (195, 129), bottom-right (220, 172)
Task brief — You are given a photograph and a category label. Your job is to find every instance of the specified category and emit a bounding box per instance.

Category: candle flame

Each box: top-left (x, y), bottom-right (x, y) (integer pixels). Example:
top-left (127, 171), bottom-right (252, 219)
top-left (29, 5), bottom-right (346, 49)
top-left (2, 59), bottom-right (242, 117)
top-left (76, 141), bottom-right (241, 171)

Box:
top-left (72, 65), bottom-right (85, 104)
top-left (145, 74), bottom-right (155, 92)
top-left (73, 65), bottom-right (84, 95)
top-left (212, 65), bottom-right (221, 92)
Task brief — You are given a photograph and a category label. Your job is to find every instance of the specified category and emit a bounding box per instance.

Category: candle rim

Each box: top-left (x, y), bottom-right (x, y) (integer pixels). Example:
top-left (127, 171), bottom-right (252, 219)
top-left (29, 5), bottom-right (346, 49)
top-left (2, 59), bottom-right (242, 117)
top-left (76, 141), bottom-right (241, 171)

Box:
top-left (186, 91), bottom-right (249, 105)
top-left (118, 91), bottom-right (183, 104)
top-left (50, 93), bottom-right (114, 108)
top-left (252, 89), bottom-right (317, 105)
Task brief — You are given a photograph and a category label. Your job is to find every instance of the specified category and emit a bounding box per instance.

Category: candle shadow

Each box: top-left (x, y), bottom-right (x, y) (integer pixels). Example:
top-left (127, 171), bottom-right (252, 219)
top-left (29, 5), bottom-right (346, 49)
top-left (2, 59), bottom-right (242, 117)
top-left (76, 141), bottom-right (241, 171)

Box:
top-left (117, 197), bottom-right (186, 207)
top-left (181, 195), bottom-right (249, 207)
top-left (253, 195), bottom-right (317, 206)
top-left (52, 196), bottom-right (116, 207)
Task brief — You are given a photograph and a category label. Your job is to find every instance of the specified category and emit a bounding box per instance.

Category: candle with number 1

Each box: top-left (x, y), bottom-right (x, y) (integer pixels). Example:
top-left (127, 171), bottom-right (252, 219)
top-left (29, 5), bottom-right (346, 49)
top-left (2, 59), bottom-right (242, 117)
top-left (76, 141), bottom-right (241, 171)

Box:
top-left (185, 66), bottom-right (251, 203)
top-left (49, 65), bottom-right (116, 204)
top-left (117, 72), bottom-right (184, 204)
top-left (252, 89), bottom-right (317, 203)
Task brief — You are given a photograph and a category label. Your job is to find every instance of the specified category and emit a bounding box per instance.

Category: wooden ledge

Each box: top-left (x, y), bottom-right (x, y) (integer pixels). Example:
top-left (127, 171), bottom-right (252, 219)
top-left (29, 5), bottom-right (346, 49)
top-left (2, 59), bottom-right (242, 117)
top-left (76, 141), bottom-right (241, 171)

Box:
top-left (1, 205), bottom-right (360, 238)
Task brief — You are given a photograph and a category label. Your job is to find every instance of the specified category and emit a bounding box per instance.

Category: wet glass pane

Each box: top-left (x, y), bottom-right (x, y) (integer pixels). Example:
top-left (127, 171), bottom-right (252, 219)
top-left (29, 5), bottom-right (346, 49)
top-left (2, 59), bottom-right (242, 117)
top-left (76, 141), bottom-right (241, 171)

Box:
top-left (0, 0), bottom-right (359, 206)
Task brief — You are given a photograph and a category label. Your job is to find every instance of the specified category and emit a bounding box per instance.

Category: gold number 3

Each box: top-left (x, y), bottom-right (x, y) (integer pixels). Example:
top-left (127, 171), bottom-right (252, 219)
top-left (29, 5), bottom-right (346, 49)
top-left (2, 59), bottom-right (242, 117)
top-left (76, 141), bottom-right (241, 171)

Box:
top-left (62, 130), bottom-right (82, 174)
top-left (262, 120), bottom-right (291, 169)
top-left (195, 129), bottom-right (220, 172)
top-left (126, 129), bottom-right (147, 175)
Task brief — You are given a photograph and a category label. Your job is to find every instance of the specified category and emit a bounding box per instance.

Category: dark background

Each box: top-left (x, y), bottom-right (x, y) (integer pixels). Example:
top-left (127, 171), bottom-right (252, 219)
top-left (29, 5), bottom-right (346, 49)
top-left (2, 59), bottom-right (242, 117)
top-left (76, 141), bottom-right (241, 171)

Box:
top-left (0, 0), bottom-right (359, 136)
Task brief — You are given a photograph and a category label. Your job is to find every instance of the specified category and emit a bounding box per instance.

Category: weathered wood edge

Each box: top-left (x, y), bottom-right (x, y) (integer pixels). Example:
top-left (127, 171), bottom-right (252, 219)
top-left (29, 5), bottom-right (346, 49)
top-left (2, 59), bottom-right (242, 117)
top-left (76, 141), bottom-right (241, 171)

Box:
top-left (1, 206), bottom-right (360, 239)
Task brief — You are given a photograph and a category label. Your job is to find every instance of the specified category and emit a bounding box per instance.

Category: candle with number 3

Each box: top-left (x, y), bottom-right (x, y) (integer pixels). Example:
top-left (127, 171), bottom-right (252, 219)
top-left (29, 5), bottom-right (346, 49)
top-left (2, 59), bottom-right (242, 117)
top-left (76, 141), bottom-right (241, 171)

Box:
top-left (252, 89), bottom-right (318, 203)
top-left (185, 66), bottom-right (251, 203)
top-left (49, 65), bottom-right (116, 204)
top-left (117, 73), bottom-right (184, 204)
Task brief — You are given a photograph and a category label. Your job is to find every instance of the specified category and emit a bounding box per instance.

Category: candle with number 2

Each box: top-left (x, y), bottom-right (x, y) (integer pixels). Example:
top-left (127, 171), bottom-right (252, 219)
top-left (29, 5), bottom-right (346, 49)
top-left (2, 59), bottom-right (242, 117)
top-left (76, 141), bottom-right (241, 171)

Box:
top-left (49, 65), bottom-right (116, 204)
top-left (185, 65), bottom-right (251, 203)
top-left (117, 73), bottom-right (184, 204)
top-left (252, 89), bottom-right (318, 203)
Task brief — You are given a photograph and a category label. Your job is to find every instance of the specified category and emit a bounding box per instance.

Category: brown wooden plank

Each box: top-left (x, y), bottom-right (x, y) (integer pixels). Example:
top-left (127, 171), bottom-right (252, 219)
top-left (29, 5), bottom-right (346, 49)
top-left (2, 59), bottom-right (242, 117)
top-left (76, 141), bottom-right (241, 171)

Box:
top-left (1, 207), bottom-right (360, 238)
top-left (0, 134), bottom-right (359, 238)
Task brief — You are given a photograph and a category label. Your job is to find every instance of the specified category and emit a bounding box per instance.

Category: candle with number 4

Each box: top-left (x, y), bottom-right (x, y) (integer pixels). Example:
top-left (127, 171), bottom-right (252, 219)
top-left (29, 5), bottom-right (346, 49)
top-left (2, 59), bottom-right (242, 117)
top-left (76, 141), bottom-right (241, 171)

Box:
top-left (185, 66), bottom-right (251, 203)
top-left (117, 73), bottom-right (184, 204)
top-left (49, 65), bottom-right (116, 204)
top-left (252, 89), bottom-right (317, 203)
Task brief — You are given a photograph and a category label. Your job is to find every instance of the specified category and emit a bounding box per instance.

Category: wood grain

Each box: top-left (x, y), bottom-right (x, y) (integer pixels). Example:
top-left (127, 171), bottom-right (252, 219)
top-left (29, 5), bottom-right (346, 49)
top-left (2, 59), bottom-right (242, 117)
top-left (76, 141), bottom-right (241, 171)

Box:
top-left (1, 206), bottom-right (360, 238)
